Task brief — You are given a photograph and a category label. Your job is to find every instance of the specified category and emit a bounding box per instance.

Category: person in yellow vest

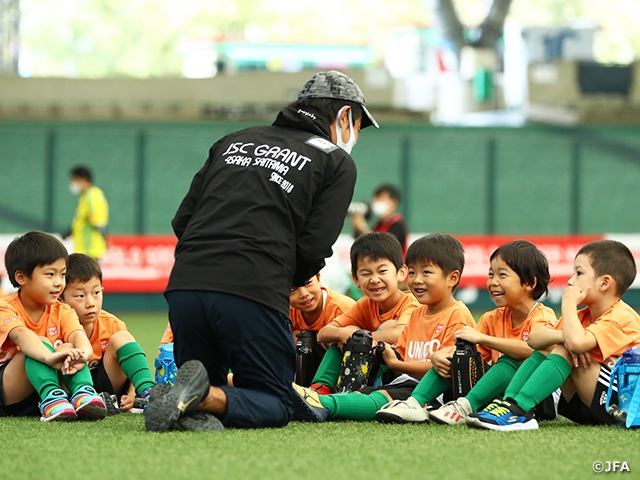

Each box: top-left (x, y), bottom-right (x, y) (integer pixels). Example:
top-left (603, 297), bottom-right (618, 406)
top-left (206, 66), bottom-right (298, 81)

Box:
top-left (65, 166), bottom-right (109, 260)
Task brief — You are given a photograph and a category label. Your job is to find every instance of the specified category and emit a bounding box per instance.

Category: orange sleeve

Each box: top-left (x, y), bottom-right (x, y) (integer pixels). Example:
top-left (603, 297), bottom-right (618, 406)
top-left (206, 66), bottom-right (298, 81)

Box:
top-left (587, 317), bottom-right (639, 363)
top-left (160, 322), bottom-right (174, 345)
top-left (334, 298), bottom-right (369, 329)
top-left (475, 312), bottom-right (494, 363)
top-left (58, 306), bottom-right (84, 343)
top-left (395, 297), bottom-right (419, 327)
top-left (441, 308), bottom-right (477, 349)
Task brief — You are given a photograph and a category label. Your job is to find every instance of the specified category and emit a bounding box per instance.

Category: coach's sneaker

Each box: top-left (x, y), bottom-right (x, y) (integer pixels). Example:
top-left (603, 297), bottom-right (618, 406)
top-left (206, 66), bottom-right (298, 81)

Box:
top-left (177, 411), bottom-right (225, 433)
top-left (430, 397), bottom-right (472, 425)
top-left (71, 386), bottom-right (107, 420)
top-left (466, 398), bottom-right (538, 431)
top-left (292, 383), bottom-right (329, 422)
top-left (40, 389), bottom-right (78, 422)
top-left (374, 397), bottom-right (429, 424)
top-left (145, 360), bottom-right (210, 432)
top-left (99, 392), bottom-right (120, 416)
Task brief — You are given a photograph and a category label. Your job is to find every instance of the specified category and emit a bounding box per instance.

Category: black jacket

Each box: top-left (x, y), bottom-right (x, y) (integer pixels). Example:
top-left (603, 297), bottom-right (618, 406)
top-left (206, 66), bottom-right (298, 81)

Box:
top-left (166, 105), bottom-right (357, 315)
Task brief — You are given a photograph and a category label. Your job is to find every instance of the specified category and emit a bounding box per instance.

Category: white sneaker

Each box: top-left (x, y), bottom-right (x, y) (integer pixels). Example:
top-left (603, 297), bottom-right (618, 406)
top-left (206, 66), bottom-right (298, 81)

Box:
top-left (374, 397), bottom-right (429, 424)
top-left (430, 397), bottom-right (472, 425)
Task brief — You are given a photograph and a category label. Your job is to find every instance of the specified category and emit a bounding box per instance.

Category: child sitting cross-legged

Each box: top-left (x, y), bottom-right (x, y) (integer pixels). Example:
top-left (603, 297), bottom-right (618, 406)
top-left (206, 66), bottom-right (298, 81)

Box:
top-left (375, 240), bottom-right (556, 425)
top-left (291, 233), bottom-right (476, 422)
top-left (61, 253), bottom-right (155, 413)
top-left (467, 240), bottom-right (640, 430)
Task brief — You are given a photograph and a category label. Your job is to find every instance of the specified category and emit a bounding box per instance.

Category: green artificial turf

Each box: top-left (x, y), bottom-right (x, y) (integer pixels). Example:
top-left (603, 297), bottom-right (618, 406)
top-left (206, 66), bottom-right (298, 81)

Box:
top-left (1, 311), bottom-right (637, 480)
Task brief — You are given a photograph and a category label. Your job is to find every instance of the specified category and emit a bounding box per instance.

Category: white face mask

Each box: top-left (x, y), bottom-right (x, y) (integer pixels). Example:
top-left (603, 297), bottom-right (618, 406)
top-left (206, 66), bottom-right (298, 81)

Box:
top-left (371, 200), bottom-right (389, 217)
top-left (334, 106), bottom-right (357, 154)
top-left (69, 181), bottom-right (82, 195)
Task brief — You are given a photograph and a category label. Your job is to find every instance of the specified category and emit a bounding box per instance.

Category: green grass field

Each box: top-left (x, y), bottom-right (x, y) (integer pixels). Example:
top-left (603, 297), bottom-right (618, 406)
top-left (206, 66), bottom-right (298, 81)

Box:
top-left (0, 312), bottom-right (637, 480)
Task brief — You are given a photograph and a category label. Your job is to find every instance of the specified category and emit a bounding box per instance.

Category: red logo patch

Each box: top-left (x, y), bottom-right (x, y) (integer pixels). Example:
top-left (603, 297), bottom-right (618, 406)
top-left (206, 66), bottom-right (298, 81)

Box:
top-left (48, 326), bottom-right (58, 336)
top-left (100, 339), bottom-right (109, 351)
top-left (435, 324), bottom-right (443, 335)
top-left (522, 331), bottom-right (529, 341)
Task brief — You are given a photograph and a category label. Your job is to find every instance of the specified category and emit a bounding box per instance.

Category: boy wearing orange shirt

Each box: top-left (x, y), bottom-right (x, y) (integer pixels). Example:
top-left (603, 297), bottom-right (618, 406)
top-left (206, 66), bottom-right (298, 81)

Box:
top-left (289, 274), bottom-right (355, 340)
top-left (61, 254), bottom-right (155, 413)
top-left (469, 240), bottom-right (640, 430)
top-left (307, 232), bottom-right (419, 394)
top-left (292, 234), bottom-right (474, 422)
top-left (0, 231), bottom-right (106, 421)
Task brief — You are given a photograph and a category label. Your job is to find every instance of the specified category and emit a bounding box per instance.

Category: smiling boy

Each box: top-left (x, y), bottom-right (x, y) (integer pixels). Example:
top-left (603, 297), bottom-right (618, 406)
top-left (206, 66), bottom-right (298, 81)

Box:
top-left (305, 232), bottom-right (419, 394)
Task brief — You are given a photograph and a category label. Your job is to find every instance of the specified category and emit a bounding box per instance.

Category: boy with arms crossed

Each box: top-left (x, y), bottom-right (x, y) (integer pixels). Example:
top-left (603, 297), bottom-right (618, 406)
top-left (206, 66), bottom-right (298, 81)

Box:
top-left (0, 231), bottom-right (106, 421)
top-left (469, 240), bottom-right (640, 430)
top-left (376, 240), bottom-right (555, 424)
top-left (307, 232), bottom-right (419, 394)
top-left (292, 234), bottom-right (475, 422)
top-left (61, 254), bottom-right (155, 413)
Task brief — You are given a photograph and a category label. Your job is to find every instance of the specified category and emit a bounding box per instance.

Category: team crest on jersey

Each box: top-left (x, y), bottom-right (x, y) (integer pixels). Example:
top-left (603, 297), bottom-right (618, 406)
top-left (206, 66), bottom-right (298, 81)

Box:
top-left (435, 324), bottom-right (443, 335)
top-left (306, 136), bottom-right (339, 153)
top-left (4, 317), bottom-right (18, 324)
top-left (100, 339), bottom-right (109, 351)
top-left (522, 331), bottom-right (529, 341)
top-left (48, 326), bottom-right (58, 336)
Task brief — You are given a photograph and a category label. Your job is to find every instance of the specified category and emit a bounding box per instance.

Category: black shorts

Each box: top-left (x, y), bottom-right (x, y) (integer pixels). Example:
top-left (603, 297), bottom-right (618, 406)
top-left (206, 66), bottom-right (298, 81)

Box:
top-left (558, 363), bottom-right (617, 426)
top-left (0, 362), bottom-right (40, 417)
top-left (90, 359), bottom-right (129, 397)
top-left (359, 378), bottom-right (419, 401)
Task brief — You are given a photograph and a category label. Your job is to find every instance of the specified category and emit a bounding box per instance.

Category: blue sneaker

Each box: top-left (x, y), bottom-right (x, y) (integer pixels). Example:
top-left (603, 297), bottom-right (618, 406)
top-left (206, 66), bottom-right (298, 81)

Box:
top-left (466, 398), bottom-right (538, 431)
top-left (292, 383), bottom-right (329, 422)
top-left (132, 386), bottom-right (152, 413)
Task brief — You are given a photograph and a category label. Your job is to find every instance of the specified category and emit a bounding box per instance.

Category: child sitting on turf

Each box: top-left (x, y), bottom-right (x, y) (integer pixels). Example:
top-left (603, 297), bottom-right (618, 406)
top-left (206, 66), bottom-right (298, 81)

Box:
top-left (289, 273), bottom-right (356, 342)
top-left (375, 240), bottom-right (556, 425)
top-left (0, 231), bottom-right (106, 421)
top-left (61, 253), bottom-right (155, 413)
top-left (467, 240), bottom-right (640, 430)
top-left (307, 232), bottom-right (420, 394)
top-left (291, 233), bottom-right (475, 422)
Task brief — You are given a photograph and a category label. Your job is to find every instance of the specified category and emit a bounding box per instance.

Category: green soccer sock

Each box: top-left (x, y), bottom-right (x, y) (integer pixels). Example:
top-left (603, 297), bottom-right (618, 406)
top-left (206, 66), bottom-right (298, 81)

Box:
top-left (24, 342), bottom-right (61, 400)
top-left (319, 391), bottom-right (390, 421)
top-left (512, 354), bottom-right (572, 412)
top-left (410, 368), bottom-right (451, 406)
top-left (117, 342), bottom-right (155, 394)
top-left (466, 355), bottom-right (519, 411)
top-left (62, 361), bottom-right (95, 397)
top-left (503, 350), bottom-right (547, 400)
top-left (310, 345), bottom-right (342, 389)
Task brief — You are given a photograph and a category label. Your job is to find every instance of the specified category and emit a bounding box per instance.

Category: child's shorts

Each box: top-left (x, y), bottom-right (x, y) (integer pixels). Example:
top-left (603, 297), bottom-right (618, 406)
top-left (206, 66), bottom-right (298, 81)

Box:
top-left (0, 361), bottom-right (39, 417)
top-left (557, 362), bottom-right (617, 426)
top-left (90, 359), bottom-right (129, 397)
top-left (358, 377), bottom-right (419, 401)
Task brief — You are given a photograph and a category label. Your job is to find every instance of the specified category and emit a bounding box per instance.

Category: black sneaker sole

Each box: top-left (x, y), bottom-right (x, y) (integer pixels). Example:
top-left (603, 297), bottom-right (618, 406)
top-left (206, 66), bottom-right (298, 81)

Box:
top-left (374, 412), bottom-right (428, 424)
top-left (145, 360), bottom-right (210, 432)
top-left (99, 392), bottom-right (120, 416)
top-left (176, 411), bottom-right (224, 432)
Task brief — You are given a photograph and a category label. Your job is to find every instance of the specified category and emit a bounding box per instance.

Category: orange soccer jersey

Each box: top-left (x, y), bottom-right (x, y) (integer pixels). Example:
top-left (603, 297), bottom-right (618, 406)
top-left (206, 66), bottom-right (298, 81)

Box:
top-left (289, 287), bottom-right (356, 332)
top-left (559, 300), bottom-right (640, 368)
top-left (334, 292), bottom-right (420, 332)
top-left (0, 292), bottom-right (84, 362)
top-left (475, 302), bottom-right (557, 364)
top-left (86, 310), bottom-right (128, 369)
top-left (160, 322), bottom-right (173, 345)
top-left (395, 301), bottom-right (476, 363)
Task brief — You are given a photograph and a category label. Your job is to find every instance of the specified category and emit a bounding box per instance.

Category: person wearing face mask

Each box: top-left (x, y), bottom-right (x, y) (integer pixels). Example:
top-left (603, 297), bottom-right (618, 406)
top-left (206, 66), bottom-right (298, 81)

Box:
top-left (145, 70), bottom-right (378, 432)
top-left (351, 184), bottom-right (408, 258)
top-left (62, 165), bottom-right (109, 260)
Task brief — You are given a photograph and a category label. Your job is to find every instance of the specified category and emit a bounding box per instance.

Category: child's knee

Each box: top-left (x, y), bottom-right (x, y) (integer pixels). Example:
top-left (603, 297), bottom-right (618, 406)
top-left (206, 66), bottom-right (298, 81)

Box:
top-left (107, 330), bottom-right (136, 350)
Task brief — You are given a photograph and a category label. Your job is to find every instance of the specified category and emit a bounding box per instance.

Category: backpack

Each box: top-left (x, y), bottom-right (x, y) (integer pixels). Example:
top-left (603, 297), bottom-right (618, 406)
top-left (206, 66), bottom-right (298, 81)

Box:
top-left (606, 346), bottom-right (640, 428)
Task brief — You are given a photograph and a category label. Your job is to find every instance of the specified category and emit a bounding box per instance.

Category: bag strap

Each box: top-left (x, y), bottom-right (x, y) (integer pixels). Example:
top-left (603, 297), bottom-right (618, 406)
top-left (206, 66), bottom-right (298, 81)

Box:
top-left (606, 357), bottom-right (622, 411)
top-left (625, 371), bottom-right (640, 428)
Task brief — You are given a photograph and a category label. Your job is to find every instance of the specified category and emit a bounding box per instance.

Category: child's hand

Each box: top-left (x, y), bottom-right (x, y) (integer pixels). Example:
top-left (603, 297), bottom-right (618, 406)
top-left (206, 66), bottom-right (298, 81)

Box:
top-left (120, 392), bottom-right (134, 412)
top-left (454, 326), bottom-right (482, 345)
top-left (61, 349), bottom-right (89, 375)
top-left (565, 346), bottom-right (592, 368)
top-left (381, 343), bottom-right (399, 366)
top-left (562, 284), bottom-right (590, 307)
top-left (432, 351), bottom-right (452, 378)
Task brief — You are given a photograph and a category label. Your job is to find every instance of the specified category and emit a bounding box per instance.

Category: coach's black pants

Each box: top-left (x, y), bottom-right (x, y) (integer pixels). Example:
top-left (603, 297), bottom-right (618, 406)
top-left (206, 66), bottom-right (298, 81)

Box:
top-left (165, 290), bottom-right (295, 428)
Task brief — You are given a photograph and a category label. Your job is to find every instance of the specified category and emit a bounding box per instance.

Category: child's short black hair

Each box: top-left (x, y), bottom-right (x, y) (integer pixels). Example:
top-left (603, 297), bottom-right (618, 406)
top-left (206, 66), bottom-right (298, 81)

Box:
top-left (577, 240), bottom-right (636, 296)
top-left (70, 165), bottom-right (92, 182)
top-left (4, 231), bottom-right (68, 288)
top-left (65, 253), bottom-right (103, 286)
top-left (350, 232), bottom-right (403, 278)
top-left (490, 240), bottom-right (550, 300)
top-left (405, 234), bottom-right (465, 292)
top-left (374, 184), bottom-right (401, 204)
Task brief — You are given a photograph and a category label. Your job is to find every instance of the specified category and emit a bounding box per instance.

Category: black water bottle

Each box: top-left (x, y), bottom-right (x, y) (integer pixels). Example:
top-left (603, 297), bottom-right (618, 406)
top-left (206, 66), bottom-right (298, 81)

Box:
top-left (451, 339), bottom-right (484, 398)
top-left (335, 329), bottom-right (374, 393)
top-left (294, 330), bottom-right (318, 387)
